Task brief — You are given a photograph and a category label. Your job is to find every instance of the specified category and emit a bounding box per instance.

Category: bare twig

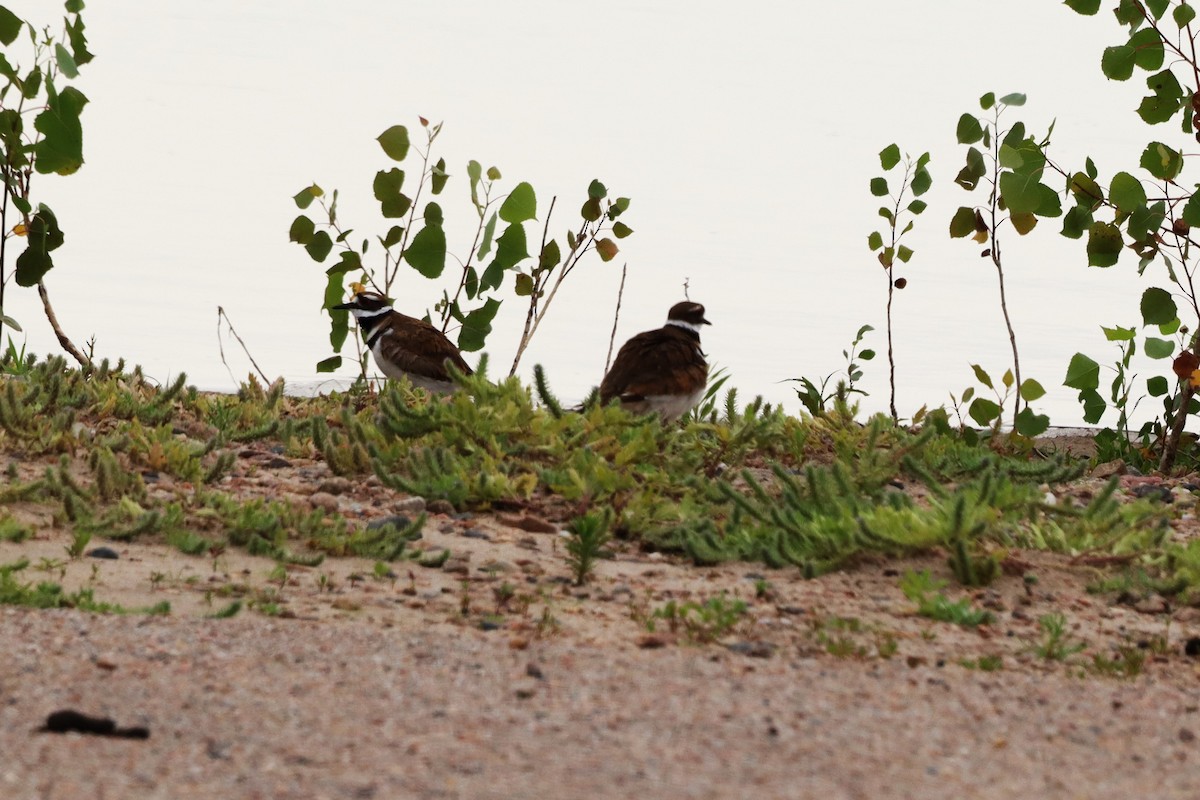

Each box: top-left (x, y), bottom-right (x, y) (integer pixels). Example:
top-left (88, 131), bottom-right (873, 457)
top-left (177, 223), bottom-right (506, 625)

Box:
top-left (604, 262), bottom-right (628, 374)
top-left (37, 281), bottom-right (88, 367)
top-left (217, 306), bottom-right (270, 385)
top-left (1159, 330), bottom-right (1200, 472)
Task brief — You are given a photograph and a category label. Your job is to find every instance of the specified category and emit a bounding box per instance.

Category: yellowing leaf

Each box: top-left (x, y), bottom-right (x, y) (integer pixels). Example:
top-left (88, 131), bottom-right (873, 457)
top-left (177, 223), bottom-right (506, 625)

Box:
top-left (12, 223), bottom-right (26, 236)
top-left (350, 281), bottom-right (366, 295)
top-left (1190, 368), bottom-right (1200, 389)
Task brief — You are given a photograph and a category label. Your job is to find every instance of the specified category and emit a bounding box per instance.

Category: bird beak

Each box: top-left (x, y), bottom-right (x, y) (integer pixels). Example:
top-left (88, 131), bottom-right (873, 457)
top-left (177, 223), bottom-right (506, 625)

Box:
top-left (332, 300), bottom-right (356, 311)
top-left (700, 315), bottom-right (712, 325)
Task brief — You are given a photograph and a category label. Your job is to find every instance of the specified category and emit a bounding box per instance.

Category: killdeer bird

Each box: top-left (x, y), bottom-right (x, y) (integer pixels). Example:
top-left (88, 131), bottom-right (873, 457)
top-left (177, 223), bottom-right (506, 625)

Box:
top-left (334, 287), bottom-right (472, 393)
top-left (600, 301), bottom-right (711, 422)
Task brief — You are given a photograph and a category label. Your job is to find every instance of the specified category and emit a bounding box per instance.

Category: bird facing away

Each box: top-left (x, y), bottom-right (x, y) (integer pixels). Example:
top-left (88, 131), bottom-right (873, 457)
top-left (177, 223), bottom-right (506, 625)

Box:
top-left (599, 301), bottom-right (711, 422)
top-left (334, 288), bottom-right (472, 394)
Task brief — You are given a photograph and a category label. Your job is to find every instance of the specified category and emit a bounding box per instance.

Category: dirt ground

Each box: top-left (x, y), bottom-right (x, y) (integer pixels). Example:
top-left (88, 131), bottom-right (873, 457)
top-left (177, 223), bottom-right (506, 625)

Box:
top-left (4, 432), bottom-right (1200, 797)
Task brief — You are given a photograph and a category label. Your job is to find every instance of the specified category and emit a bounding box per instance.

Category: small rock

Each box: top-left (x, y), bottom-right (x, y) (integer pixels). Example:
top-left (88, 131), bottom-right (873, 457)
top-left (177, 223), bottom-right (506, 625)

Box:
top-left (497, 514), bottom-right (558, 534)
top-left (479, 619), bottom-right (502, 631)
top-left (1132, 484), bottom-right (1174, 503)
top-left (479, 560), bottom-right (514, 573)
top-left (1185, 637), bottom-right (1200, 657)
top-left (426, 499), bottom-right (455, 516)
top-left (636, 634), bottom-right (670, 649)
top-left (1134, 595), bottom-right (1169, 615)
top-left (1181, 728), bottom-right (1196, 743)
top-left (262, 456), bottom-right (292, 469)
top-left (725, 640), bottom-right (775, 659)
top-left (525, 662), bottom-right (544, 680)
top-left (1091, 459), bottom-right (1126, 479)
top-left (393, 496), bottom-right (427, 515)
top-left (308, 492), bottom-right (340, 513)
top-left (366, 515), bottom-right (412, 531)
top-left (86, 547), bottom-right (120, 560)
top-left (462, 529), bottom-right (491, 540)
top-left (906, 656), bottom-right (927, 669)
top-left (318, 477), bottom-right (353, 495)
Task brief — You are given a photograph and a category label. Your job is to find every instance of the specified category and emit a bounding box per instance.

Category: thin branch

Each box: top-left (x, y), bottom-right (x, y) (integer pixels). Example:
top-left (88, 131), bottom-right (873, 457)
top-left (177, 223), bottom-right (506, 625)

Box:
top-left (604, 262), bottom-right (628, 374)
top-left (37, 281), bottom-right (88, 367)
top-left (217, 305), bottom-right (270, 385)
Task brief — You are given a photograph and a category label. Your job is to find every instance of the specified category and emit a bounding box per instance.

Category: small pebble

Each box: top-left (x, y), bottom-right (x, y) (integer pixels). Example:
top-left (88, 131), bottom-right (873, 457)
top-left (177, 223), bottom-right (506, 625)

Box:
top-left (393, 496), bottom-right (427, 514)
top-left (318, 477), bottom-right (352, 495)
top-left (1185, 637), bottom-right (1200, 657)
top-left (86, 547), bottom-right (120, 560)
top-left (426, 499), bottom-right (455, 515)
top-left (366, 515), bottom-right (412, 531)
top-left (1132, 484), bottom-right (1173, 503)
top-left (308, 492), bottom-right (340, 512)
top-left (462, 529), bottom-right (491, 540)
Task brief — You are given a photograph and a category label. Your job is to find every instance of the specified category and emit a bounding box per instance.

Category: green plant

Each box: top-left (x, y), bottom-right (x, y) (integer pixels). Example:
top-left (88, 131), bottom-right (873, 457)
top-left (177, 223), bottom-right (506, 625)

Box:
top-left (648, 594), bottom-right (748, 644)
top-left (1090, 645), bottom-right (1145, 679)
top-left (900, 569), bottom-right (994, 627)
top-left (0, 1), bottom-right (93, 365)
top-left (1034, 612), bottom-right (1086, 661)
top-left (868, 144), bottom-right (931, 421)
top-left (565, 508), bottom-right (613, 586)
top-left (950, 91), bottom-right (1055, 437)
top-left (791, 324), bottom-right (875, 416)
top-left (290, 118), bottom-right (631, 378)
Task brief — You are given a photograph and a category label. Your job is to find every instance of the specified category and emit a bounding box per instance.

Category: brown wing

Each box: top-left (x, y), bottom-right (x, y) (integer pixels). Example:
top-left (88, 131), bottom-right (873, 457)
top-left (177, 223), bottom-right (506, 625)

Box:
top-left (379, 313), bottom-right (473, 381)
top-left (600, 327), bottom-right (706, 403)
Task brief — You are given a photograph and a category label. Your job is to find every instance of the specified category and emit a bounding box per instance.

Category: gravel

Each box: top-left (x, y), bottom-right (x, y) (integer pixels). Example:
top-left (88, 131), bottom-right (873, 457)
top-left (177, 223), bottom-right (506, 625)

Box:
top-left (4, 608), bottom-right (1200, 799)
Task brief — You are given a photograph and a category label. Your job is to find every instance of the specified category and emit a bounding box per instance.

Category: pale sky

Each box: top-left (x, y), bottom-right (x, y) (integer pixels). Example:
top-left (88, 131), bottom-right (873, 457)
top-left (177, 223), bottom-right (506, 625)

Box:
top-left (1, 1), bottom-right (1175, 425)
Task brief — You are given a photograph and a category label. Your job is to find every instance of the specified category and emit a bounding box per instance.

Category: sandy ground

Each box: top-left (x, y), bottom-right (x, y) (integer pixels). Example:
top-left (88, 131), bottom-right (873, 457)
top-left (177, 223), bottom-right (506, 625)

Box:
top-left (5, 432), bottom-right (1200, 797)
top-left (5, 507), bottom-right (1200, 799)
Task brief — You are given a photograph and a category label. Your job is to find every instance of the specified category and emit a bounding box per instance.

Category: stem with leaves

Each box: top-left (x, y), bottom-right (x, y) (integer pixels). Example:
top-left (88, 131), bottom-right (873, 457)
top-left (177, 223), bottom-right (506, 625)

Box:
top-left (868, 144), bottom-right (930, 422)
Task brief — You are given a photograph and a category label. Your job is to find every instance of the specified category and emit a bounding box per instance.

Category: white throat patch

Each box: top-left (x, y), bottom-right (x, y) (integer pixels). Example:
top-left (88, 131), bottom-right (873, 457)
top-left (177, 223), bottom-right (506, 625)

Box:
top-left (665, 319), bottom-right (703, 335)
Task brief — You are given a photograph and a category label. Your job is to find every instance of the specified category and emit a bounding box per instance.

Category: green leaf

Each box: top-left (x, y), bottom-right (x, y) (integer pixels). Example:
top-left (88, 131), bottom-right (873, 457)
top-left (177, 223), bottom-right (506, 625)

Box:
top-left (514, 273), bottom-right (534, 296)
top-left (293, 184), bottom-right (322, 209)
top-left (956, 114), bottom-right (983, 144)
top-left (404, 225), bottom-right (447, 278)
top-left (979, 92), bottom-right (996, 110)
top-left (971, 363), bottom-right (994, 389)
top-left (373, 168), bottom-right (412, 218)
top-left (998, 92), bottom-right (1026, 106)
top-left (431, 157), bottom-right (449, 195)
top-left (288, 215), bottom-right (315, 244)
top-left (1137, 69), bottom-right (1185, 124)
top-left (955, 146), bottom-right (986, 190)
top-left (14, 205), bottom-right (63, 286)
top-left (968, 398), bottom-right (1002, 427)
top-left (1140, 286), bottom-right (1177, 325)
top-left (1060, 205), bottom-right (1093, 239)
top-left (0, 7), bottom-right (21, 45)
top-left (1064, 0), bottom-right (1100, 13)
top-left (998, 171), bottom-right (1048, 215)
top-left (1176, 4), bottom-right (1197, 28)
top-left (867, 231), bottom-right (883, 251)
top-left (1064, 353), bottom-right (1100, 390)
top-left (897, 245), bottom-right (913, 262)
top-left (950, 206), bottom-right (976, 238)
top-left (477, 212), bottom-right (498, 259)
top-left (607, 197), bottom-right (631, 219)
top-left (1183, 193), bottom-right (1200, 227)
top-left (1130, 28), bottom-right (1164, 71)
top-left (588, 179), bottom-right (607, 199)
top-left (377, 125), bottom-right (410, 161)
top-left (33, 85), bottom-right (88, 175)
top-left (1010, 212), bottom-right (1038, 235)
top-left (53, 43), bottom-right (77, 79)
top-left (1146, 0), bottom-right (1169, 19)
top-left (1139, 140), bottom-right (1183, 179)
top-left (869, 177), bottom-right (889, 197)
top-left (499, 181), bottom-right (536, 223)
top-left (458, 298), bottom-right (501, 352)
top-left (612, 221), bottom-right (634, 239)
top-left (480, 223), bottom-right (528, 290)
top-left (1109, 171), bottom-right (1146, 213)
top-left (879, 143), bottom-right (901, 170)
top-left (1086, 221), bottom-right (1123, 267)
top-left (486, 166), bottom-right (502, 181)
top-left (1144, 336), bottom-right (1175, 358)
top-left (1019, 378), bottom-right (1046, 402)
top-left (1079, 389), bottom-right (1106, 423)
top-left (423, 201), bottom-right (443, 226)
top-left (538, 239), bottom-right (561, 272)
top-left (1102, 325), bottom-right (1136, 341)
top-left (1015, 408), bottom-right (1050, 437)
top-left (305, 230), bottom-right (333, 262)
top-left (911, 167), bottom-right (932, 196)
top-left (1147, 375), bottom-right (1170, 396)
top-left (1101, 44), bottom-right (1136, 81)
top-left (382, 225), bottom-right (403, 248)
top-left (65, 14), bottom-right (92, 67)
top-left (580, 197), bottom-right (602, 222)
top-left (467, 160), bottom-right (483, 207)
top-left (326, 250), bottom-right (362, 276)
top-left (316, 356), bottom-right (342, 373)
top-left (908, 199), bottom-right (927, 215)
